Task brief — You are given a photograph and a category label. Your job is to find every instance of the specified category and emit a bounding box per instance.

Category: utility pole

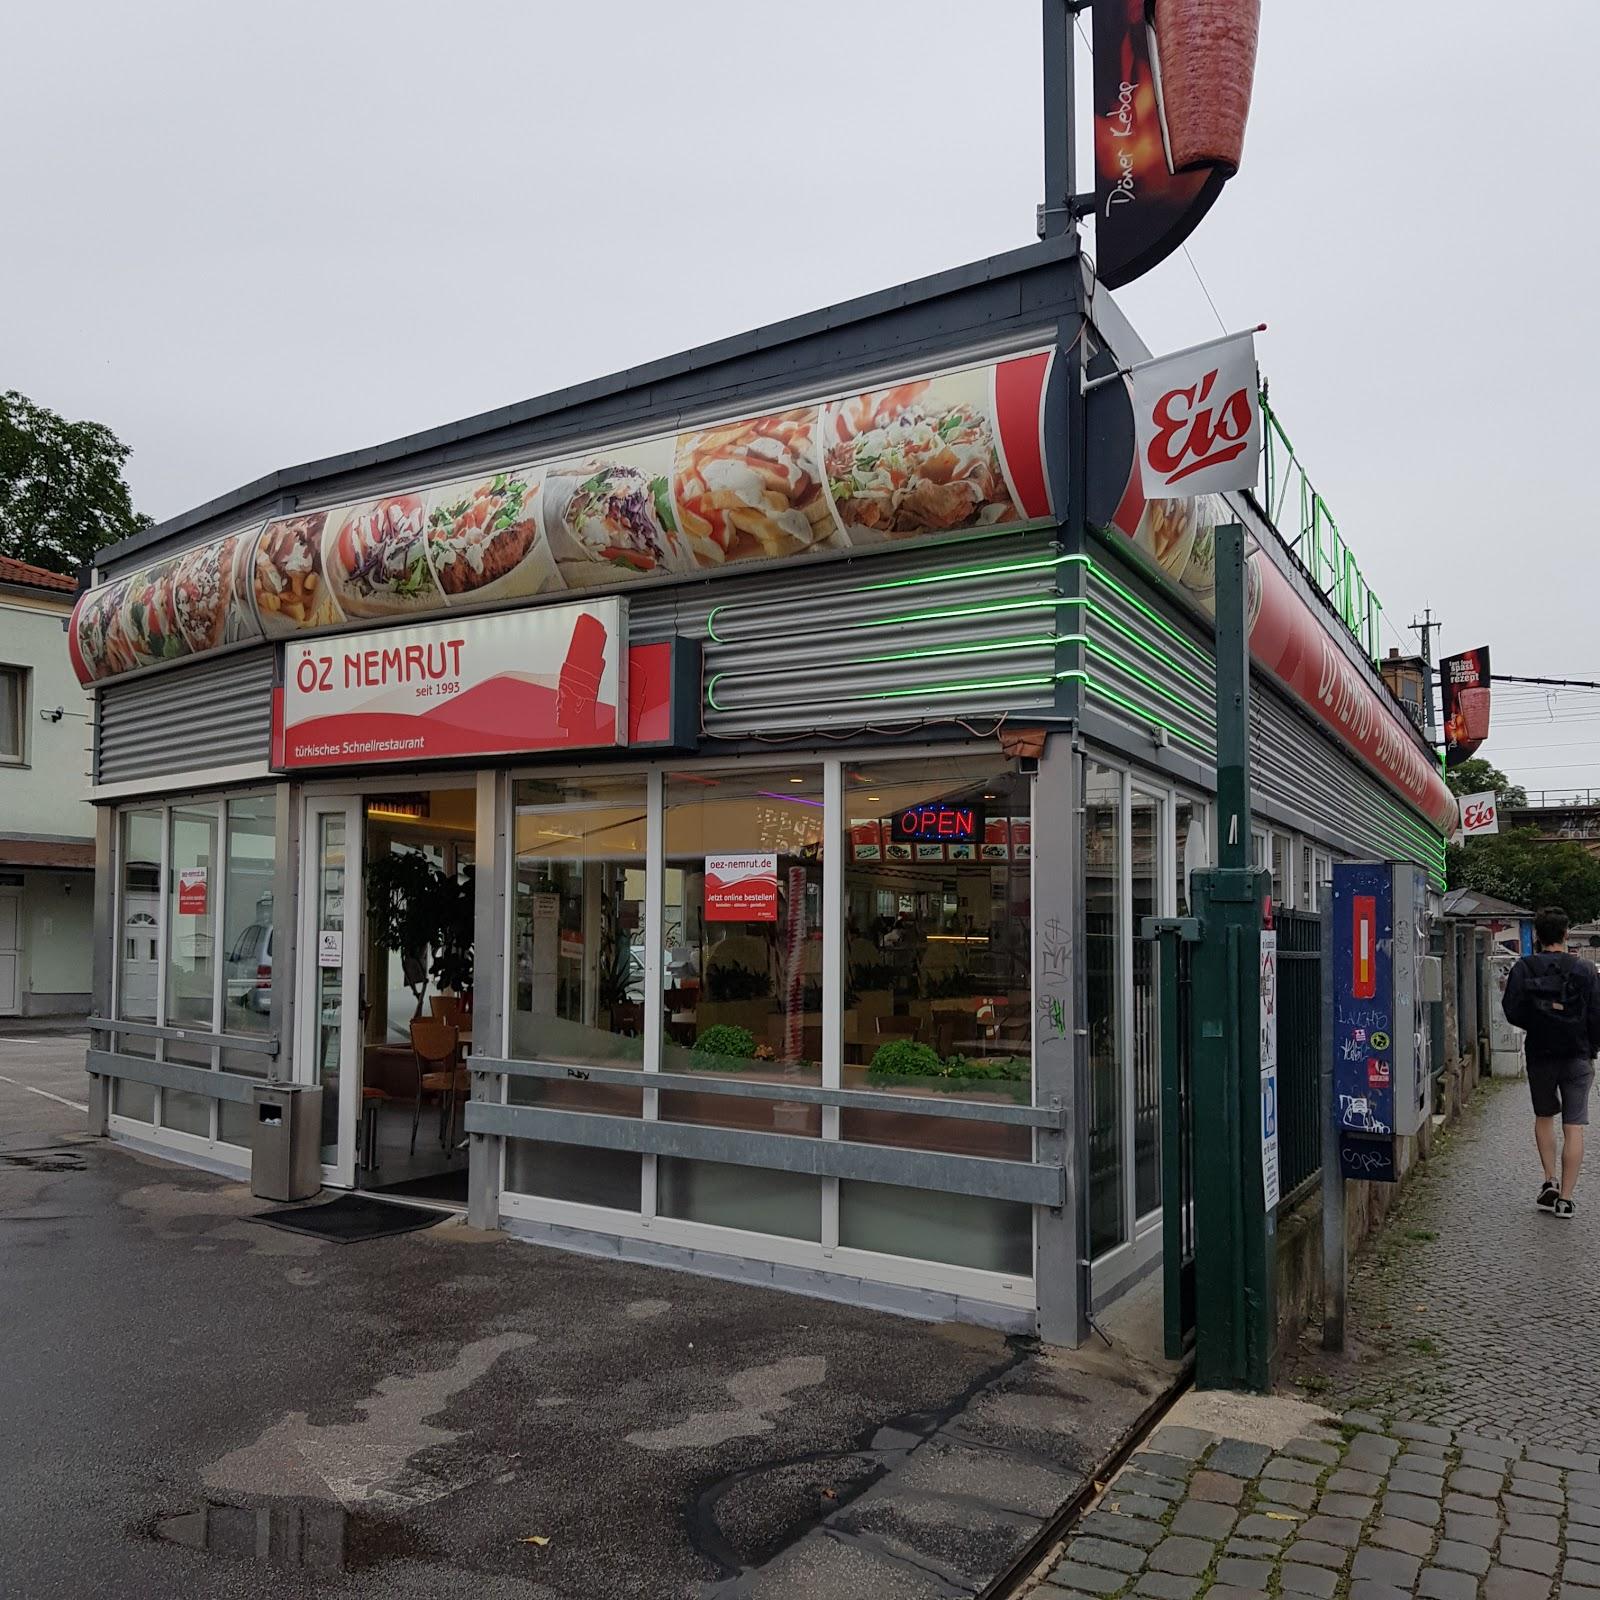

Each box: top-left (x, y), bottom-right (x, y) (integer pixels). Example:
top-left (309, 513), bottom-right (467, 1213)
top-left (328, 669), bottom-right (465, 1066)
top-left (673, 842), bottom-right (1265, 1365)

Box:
top-left (1409, 609), bottom-right (1440, 742)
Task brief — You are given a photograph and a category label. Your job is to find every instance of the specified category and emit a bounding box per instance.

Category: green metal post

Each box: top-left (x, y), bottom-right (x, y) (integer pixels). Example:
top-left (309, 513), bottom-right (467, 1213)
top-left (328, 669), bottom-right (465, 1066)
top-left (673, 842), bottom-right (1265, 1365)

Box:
top-left (1188, 523), bottom-right (1277, 1392)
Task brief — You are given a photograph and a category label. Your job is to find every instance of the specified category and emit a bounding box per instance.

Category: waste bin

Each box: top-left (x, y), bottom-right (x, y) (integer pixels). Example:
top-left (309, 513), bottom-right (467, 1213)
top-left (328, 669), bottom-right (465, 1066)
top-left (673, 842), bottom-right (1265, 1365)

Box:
top-left (250, 1082), bottom-right (323, 1202)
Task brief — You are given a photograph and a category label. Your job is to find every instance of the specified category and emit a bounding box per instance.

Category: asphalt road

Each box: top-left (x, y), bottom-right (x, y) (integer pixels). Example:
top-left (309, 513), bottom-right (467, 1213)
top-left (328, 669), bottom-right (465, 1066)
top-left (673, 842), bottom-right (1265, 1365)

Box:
top-left (0, 1033), bottom-right (1167, 1599)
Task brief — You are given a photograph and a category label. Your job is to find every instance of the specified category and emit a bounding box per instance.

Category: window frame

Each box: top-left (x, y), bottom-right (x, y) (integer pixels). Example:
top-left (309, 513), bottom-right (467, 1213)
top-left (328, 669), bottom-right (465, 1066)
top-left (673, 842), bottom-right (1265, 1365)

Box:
top-left (0, 662), bottom-right (28, 766)
top-left (495, 742), bottom-right (1040, 1297)
top-left (107, 785), bottom-right (279, 1155)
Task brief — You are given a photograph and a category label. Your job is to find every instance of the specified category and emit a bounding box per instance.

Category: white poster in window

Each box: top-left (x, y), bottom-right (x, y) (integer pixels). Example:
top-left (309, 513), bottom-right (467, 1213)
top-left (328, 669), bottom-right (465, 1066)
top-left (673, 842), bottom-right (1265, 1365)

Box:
top-left (318, 929), bottom-right (343, 968)
top-left (1260, 930), bottom-right (1281, 1210)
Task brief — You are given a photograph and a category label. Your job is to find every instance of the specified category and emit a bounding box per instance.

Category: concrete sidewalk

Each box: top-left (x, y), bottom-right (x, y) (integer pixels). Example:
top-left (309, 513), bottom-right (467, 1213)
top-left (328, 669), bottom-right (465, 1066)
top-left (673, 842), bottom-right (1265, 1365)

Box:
top-left (0, 1035), bottom-right (1178, 1600)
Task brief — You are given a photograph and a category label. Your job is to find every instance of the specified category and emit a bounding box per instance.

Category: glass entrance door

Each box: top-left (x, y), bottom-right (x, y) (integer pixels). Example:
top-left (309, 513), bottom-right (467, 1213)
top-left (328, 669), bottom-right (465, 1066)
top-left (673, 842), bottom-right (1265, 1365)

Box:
top-left (299, 796), bottom-right (363, 1186)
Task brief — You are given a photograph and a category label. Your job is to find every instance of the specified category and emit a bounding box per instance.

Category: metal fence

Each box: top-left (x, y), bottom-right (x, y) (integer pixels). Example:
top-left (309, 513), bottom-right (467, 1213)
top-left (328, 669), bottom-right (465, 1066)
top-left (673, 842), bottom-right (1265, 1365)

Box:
top-left (1275, 910), bottom-right (1324, 1204)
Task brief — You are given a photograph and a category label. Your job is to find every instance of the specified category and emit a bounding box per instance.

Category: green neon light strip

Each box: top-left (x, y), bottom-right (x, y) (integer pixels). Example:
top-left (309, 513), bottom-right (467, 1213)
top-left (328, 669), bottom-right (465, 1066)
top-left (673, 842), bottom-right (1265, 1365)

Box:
top-left (852, 632), bottom-right (1074, 666)
top-left (864, 595), bottom-right (1064, 629)
top-left (1076, 675), bottom-right (1215, 756)
top-left (1066, 555), bottom-right (1213, 667)
top-left (1085, 598), bottom-right (1212, 694)
top-left (1084, 640), bottom-right (1214, 728)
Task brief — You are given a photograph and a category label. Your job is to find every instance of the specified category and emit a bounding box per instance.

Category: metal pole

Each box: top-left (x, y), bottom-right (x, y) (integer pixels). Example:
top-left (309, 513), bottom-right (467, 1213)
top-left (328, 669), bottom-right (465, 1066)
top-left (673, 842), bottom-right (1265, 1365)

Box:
top-left (1040, 0), bottom-right (1075, 239)
top-left (1320, 890), bottom-right (1345, 1350)
top-left (1189, 524), bottom-right (1276, 1391)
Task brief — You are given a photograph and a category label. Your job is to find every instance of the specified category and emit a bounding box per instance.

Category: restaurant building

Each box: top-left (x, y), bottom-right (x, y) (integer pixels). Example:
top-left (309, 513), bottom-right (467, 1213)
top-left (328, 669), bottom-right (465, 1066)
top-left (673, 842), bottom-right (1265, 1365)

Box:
top-left (71, 239), bottom-right (1454, 1344)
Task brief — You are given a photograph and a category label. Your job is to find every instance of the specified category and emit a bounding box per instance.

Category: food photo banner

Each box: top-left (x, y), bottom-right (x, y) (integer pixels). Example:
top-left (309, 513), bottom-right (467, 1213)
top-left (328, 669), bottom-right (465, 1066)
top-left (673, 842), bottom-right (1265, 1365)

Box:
top-left (70, 350), bottom-right (1056, 685)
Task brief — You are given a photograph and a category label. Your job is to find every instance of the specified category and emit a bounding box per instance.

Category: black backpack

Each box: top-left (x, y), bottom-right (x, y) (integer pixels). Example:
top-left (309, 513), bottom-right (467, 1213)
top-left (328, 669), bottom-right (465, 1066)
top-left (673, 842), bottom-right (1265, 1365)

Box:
top-left (1521, 954), bottom-right (1592, 1058)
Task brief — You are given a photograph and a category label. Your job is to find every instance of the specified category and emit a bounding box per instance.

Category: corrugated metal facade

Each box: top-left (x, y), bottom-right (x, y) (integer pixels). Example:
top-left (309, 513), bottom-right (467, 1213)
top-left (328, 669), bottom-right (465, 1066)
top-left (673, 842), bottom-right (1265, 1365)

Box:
top-left (632, 530), bottom-right (1062, 739)
top-left (96, 647), bottom-right (274, 785)
top-left (1080, 541), bottom-right (1445, 871)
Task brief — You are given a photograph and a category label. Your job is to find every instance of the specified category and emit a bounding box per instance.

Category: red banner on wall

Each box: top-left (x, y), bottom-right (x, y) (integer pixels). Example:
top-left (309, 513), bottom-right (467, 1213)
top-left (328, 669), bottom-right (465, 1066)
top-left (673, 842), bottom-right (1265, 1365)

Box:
top-left (1441, 647), bottom-right (1491, 768)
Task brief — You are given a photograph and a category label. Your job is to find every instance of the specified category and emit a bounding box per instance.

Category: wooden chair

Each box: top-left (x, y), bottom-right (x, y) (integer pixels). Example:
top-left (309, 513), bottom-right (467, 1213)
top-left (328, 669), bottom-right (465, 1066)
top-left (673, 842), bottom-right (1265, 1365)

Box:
top-left (408, 1019), bottom-right (469, 1153)
top-left (875, 1014), bottom-right (925, 1041)
top-left (430, 994), bottom-right (464, 1028)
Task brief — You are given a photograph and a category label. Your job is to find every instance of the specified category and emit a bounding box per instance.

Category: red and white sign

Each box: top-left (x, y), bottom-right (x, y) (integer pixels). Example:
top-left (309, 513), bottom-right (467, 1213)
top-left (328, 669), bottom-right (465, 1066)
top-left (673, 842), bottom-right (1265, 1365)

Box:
top-left (704, 854), bottom-right (778, 923)
top-left (1131, 331), bottom-right (1261, 497)
top-left (272, 601), bottom-right (624, 769)
top-left (177, 867), bottom-right (207, 916)
top-left (1459, 791), bottom-right (1500, 837)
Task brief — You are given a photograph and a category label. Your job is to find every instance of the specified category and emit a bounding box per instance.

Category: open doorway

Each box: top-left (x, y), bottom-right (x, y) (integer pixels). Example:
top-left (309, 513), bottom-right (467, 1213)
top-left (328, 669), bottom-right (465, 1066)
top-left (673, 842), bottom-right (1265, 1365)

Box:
top-left (356, 787), bottom-right (476, 1207)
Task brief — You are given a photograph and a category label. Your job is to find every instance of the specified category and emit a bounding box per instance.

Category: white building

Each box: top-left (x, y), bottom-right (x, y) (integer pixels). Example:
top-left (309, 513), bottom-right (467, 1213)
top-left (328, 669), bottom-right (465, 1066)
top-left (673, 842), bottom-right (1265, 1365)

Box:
top-left (0, 555), bottom-right (95, 1015)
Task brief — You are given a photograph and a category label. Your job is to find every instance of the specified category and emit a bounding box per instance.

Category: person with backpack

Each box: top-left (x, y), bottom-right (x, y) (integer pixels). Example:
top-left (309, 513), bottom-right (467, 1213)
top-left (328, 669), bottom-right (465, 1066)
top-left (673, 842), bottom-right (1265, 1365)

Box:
top-left (1503, 906), bottom-right (1600, 1217)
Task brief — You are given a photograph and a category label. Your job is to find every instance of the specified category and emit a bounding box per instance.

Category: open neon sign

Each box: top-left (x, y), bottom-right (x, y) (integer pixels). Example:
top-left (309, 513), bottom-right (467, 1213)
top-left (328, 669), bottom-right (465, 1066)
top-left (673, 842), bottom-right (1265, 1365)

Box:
top-left (889, 802), bottom-right (985, 843)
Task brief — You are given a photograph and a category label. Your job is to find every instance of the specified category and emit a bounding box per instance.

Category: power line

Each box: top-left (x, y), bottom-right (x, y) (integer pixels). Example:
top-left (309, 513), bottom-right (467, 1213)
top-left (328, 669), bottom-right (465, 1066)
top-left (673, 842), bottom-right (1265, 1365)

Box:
top-left (1182, 244), bottom-right (1228, 335)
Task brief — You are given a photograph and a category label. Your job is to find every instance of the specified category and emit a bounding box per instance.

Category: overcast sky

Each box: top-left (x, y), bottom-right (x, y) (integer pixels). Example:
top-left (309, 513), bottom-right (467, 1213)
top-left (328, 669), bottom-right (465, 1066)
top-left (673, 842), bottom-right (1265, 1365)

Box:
top-left (6, 2), bottom-right (1596, 796)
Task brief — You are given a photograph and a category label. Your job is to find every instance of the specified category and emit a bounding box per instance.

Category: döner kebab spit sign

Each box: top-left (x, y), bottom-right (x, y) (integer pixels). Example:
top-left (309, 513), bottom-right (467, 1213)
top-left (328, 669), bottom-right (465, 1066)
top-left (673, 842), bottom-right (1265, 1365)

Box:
top-left (68, 351), bottom-right (1056, 686)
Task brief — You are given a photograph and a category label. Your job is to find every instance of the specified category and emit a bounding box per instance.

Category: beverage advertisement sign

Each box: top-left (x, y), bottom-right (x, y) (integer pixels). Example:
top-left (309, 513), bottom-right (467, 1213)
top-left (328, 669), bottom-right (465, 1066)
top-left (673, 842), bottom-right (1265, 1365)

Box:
top-left (177, 867), bottom-right (207, 916)
top-left (272, 601), bottom-right (624, 770)
top-left (704, 854), bottom-right (779, 923)
top-left (1442, 646), bottom-right (1491, 768)
top-left (1260, 928), bottom-right (1280, 1211)
top-left (1130, 332), bottom-right (1261, 498)
top-left (1459, 791), bottom-right (1500, 837)
top-left (1330, 863), bottom-right (1396, 1137)
top-left (70, 349), bottom-right (1056, 686)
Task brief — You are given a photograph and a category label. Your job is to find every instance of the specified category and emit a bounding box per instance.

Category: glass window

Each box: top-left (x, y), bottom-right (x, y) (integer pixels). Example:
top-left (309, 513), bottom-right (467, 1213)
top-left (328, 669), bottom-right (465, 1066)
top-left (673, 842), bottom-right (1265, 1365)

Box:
top-left (1271, 833), bottom-right (1290, 908)
top-left (840, 1182), bottom-right (1030, 1276)
top-left (1300, 842), bottom-right (1315, 913)
top-left (114, 1078), bottom-right (156, 1123)
top-left (1175, 799), bottom-right (1204, 918)
top-left (658, 1157), bottom-right (820, 1241)
top-left (507, 776), bottom-right (647, 1142)
top-left (1132, 790), bottom-right (1161, 1218)
top-left (841, 757), bottom-right (1031, 1119)
top-left (222, 796), bottom-right (276, 1042)
top-left (166, 807), bottom-right (219, 1028)
top-left (1086, 762), bottom-right (1124, 1257)
top-left (0, 666), bottom-right (23, 761)
top-left (662, 767), bottom-right (823, 1086)
top-left (506, 1140), bottom-right (641, 1212)
top-left (118, 810), bottom-right (162, 1023)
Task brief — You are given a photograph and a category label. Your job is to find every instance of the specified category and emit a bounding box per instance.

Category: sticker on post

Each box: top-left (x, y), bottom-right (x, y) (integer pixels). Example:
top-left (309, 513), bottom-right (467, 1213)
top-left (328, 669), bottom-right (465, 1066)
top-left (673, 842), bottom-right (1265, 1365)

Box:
top-left (318, 930), bottom-right (343, 968)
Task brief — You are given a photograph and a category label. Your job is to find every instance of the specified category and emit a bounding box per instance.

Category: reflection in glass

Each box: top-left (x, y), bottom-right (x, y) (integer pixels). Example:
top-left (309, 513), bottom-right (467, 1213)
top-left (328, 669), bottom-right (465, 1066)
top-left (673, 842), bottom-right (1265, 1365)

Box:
top-left (118, 809), bottom-right (161, 1023)
top-left (1086, 762), bottom-right (1124, 1256)
top-left (506, 1139), bottom-right (640, 1210)
top-left (315, 812), bottom-right (347, 1165)
top-left (509, 775), bottom-right (646, 1117)
top-left (841, 757), bottom-right (1032, 1114)
top-left (166, 808), bottom-right (219, 1028)
top-left (1132, 791), bottom-right (1161, 1218)
top-left (223, 795), bottom-right (277, 1040)
top-left (661, 770), bottom-right (824, 1146)
top-left (840, 1181), bottom-right (1031, 1275)
top-left (658, 1157), bottom-right (820, 1241)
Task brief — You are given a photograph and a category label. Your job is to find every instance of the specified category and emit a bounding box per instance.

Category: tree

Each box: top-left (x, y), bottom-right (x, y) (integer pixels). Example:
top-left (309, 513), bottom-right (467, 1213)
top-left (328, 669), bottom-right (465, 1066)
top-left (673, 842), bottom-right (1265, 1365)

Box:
top-left (0, 390), bottom-right (153, 573)
top-left (1446, 757), bottom-right (1527, 809)
top-left (1447, 827), bottom-right (1600, 922)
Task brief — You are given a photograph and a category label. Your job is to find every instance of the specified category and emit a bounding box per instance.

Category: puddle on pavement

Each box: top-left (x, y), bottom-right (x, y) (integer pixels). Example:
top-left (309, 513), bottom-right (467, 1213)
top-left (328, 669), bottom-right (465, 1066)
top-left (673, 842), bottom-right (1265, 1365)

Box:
top-left (147, 1497), bottom-right (429, 1574)
top-left (0, 1149), bottom-right (86, 1172)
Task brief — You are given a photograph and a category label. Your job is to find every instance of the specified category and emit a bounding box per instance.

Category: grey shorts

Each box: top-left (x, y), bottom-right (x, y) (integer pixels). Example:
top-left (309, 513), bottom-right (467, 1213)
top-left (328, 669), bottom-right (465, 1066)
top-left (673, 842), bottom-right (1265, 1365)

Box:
top-left (1528, 1059), bottom-right (1595, 1125)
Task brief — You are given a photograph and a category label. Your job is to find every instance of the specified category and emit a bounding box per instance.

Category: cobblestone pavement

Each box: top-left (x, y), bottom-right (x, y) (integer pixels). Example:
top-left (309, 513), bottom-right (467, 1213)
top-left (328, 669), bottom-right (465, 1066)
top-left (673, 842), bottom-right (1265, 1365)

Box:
top-left (1035, 1412), bottom-right (1600, 1600)
top-left (1285, 1075), bottom-right (1600, 1446)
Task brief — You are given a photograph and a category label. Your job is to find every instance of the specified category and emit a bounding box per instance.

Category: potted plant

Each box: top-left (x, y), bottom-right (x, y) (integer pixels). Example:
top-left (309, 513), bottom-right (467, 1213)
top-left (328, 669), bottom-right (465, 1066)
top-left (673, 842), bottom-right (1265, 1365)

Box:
top-left (365, 850), bottom-right (450, 1022)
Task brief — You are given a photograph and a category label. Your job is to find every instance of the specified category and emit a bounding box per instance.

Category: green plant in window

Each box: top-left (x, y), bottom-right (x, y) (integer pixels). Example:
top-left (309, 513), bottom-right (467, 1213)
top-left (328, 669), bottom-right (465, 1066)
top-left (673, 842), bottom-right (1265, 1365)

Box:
top-left (705, 962), bottom-right (773, 1002)
top-left (867, 1039), bottom-right (943, 1080)
top-left (364, 849), bottom-right (450, 1019)
top-left (691, 1023), bottom-right (758, 1066)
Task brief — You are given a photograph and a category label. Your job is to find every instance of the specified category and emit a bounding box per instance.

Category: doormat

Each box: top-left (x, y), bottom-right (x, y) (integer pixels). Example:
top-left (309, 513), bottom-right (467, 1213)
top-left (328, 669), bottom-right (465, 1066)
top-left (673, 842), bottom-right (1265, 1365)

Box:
top-left (251, 1194), bottom-right (447, 1243)
top-left (367, 1170), bottom-right (469, 1204)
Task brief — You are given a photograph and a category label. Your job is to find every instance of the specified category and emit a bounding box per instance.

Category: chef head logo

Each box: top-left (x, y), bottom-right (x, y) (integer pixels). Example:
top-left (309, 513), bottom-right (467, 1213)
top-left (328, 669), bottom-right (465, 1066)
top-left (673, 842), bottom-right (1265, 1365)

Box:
top-left (557, 613), bottom-right (607, 741)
